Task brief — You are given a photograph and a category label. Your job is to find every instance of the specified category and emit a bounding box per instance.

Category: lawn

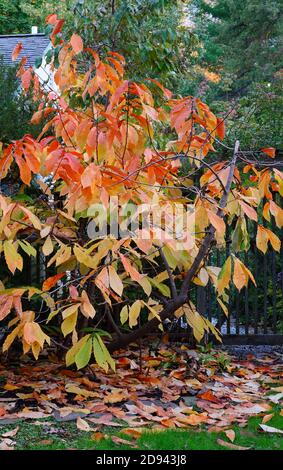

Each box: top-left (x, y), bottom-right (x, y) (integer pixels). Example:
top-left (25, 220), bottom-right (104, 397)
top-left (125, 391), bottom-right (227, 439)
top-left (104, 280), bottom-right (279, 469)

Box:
top-left (1, 406), bottom-right (282, 450)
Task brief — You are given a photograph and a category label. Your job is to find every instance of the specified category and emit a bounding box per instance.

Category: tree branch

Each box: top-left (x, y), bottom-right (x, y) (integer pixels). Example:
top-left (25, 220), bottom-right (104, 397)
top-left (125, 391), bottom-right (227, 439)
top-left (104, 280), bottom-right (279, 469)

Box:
top-left (159, 247), bottom-right (178, 299)
top-left (108, 141), bottom-right (240, 353)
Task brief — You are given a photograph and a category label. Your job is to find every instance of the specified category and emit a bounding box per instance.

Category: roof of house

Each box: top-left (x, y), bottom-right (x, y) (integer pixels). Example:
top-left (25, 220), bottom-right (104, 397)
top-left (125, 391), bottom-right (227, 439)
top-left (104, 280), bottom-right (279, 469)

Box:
top-left (0, 34), bottom-right (49, 68)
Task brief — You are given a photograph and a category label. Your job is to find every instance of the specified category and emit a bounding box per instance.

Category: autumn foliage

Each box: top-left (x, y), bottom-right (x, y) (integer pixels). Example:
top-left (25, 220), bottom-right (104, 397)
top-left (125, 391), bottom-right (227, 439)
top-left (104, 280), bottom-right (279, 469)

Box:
top-left (0, 15), bottom-right (282, 370)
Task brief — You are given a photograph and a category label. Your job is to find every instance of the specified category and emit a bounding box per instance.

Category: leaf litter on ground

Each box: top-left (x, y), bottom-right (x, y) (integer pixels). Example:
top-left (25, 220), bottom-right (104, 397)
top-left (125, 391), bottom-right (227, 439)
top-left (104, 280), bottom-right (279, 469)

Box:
top-left (0, 344), bottom-right (282, 447)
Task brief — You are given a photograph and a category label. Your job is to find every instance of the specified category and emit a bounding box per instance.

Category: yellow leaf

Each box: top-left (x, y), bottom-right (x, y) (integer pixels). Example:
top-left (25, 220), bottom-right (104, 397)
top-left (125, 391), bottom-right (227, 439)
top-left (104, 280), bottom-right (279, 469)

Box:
top-left (62, 304), bottom-right (79, 319)
top-left (65, 383), bottom-right (100, 398)
top-left (120, 305), bottom-right (129, 325)
top-left (21, 207), bottom-right (41, 230)
top-left (2, 324), bottom-right (22, 352)
top-left (3, 241), bottom-right (23, 274)
top-left (184, 303), bottom-right (205, 342)
top-left (256, 225), bottom-right (268, 254)
top-left (61, 311), bottom-right (78, 337)
top-left (129, 300), bottom-right (142, 328)
top-left (108, 266), bottom-right (123, 296)
top-left (138, 276), bottom-right (152, 296)
top-left (267, 229), bottom-right (281, 252)
top-left (217, 256), bottom-right (231, 294)
top-left (217, 297), bottom-right (228, 317)
top-left (240, 261), bottom-right (257, 287)
top-left (42, 236), bottom-right (54, 256)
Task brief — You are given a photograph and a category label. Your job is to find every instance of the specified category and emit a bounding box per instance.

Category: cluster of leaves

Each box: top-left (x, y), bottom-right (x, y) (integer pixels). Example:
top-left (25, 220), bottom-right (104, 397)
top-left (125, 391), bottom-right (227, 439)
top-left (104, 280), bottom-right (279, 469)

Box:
top-left (0, 15), bottom-right (281, 370)
top-left (65, 0), bottom-right (196, 91)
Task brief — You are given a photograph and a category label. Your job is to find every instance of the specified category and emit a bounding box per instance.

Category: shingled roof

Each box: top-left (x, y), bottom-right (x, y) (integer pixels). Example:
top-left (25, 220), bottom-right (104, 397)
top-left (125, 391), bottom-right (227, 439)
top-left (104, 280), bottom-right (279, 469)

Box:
top-left (0, 34), bottom-right (49, 68)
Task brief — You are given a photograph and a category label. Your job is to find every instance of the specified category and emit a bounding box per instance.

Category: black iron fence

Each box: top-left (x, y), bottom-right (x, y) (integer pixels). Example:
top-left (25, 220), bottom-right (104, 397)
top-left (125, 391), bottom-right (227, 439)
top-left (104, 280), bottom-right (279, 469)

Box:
top-left (175, 222), bottom-right (283, 344)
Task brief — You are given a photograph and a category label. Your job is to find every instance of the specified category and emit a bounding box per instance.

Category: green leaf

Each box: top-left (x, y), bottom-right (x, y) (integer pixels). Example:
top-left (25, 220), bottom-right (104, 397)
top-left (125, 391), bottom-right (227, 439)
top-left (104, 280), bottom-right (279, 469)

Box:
top-left (92, 334), bottom-right (115, 372)
top-left (92, 335), bottom-right (108, 372)
top-left (65, 334), bottom-right (91, 367)
top-left (75, 337), bottom-right (92, 369)
top-left (18, 240), bottom-right (37, 257)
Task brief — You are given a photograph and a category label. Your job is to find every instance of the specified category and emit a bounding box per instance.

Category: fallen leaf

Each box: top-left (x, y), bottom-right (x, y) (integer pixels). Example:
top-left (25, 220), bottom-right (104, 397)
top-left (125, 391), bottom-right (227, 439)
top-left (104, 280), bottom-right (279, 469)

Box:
top-left (104, 389), bottom-right (128, 404)
top-left (76, 417), bottom-right (91, 432)
top-left (1, 427), bottom-right (19, 438)
top-left (4, 384), bottom-right (19, 391)
top-left (261, 413), bottom-right (274, 424)
top-left (0, 440), bottom-right (14, 450)
top-left (65, 383), bottom-right (100, 398)
top-left (38, 439), bottom-right (53, 445)
top-left (198, 390), bottom-right (219, 403)
top-left (217, 439), bottom-right (250, 450)
top-left (259, 424), bottom-right (283, 434)
top-left (176, 413), bottom-right (208, 426)
top-left (268, 392), bottom-right (283, 404)
top-left (91, 432), bottom-right (105, 442)
top-left (111, 435), bottom-right (137, 448)
top-left (121, 428), bottom-right (142, 439)
top-left (270, 386), bottom-right (283, 393)
top-left (224, 429), bottom-right (235, 442)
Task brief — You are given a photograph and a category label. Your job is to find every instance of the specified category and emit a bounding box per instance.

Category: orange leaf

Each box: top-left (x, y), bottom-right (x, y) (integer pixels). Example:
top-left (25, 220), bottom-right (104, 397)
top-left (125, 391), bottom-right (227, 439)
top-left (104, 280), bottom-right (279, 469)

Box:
top-left (12, 43), bottom-right (23, 61)
top-left (91, 432), bottom-right (105, 442)
top-left (216, 118), bottom-right (225, 140)
top-left (46, 13), bottom-right (58, 25)
top-left (239, 200), bottom-right (258, 222)
top-left (121, 429), bottom-right (142, 439)
top-left (261, 147), bottom-right (275, 158)
top-left (42, 273), bottom-right (65, 292)
top-left (198, 390), bottom-right (219, 403)
top-left (207, 210), bottom-right (225, 236)
top-left (70, 34), bottom-right (83, 54)
top-left (176, 413), bottom-right (208, 426)
top-left (262, 413), bottom-right (274, 424)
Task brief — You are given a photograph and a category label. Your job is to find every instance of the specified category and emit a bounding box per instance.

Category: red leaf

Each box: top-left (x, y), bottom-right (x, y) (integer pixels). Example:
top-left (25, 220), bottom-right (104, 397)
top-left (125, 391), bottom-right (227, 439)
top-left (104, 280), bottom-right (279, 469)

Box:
top-left (70, 34), bottom-right (83, 55)
top-left (261, 147), bottom-right (275, 158)
top-left (46, 13), bottom-right (58, 25)
top-left (216, 118), bottom-right (225, 140)
top-left (42, 273), bottom-right (65, 292)
top-left (12, 43), bottom-right (23, 61)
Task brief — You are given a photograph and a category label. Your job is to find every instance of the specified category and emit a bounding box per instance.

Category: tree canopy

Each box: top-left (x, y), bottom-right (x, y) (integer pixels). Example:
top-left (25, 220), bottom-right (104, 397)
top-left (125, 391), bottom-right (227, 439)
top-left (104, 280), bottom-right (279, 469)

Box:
top-left (0, 17), bottom-right (281, 368)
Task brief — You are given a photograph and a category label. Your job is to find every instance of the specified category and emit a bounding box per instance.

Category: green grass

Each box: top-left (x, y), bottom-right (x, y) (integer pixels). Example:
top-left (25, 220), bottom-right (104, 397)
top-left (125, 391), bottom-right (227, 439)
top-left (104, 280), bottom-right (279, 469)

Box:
top-left (1, 406), bottom-right (282, 450)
